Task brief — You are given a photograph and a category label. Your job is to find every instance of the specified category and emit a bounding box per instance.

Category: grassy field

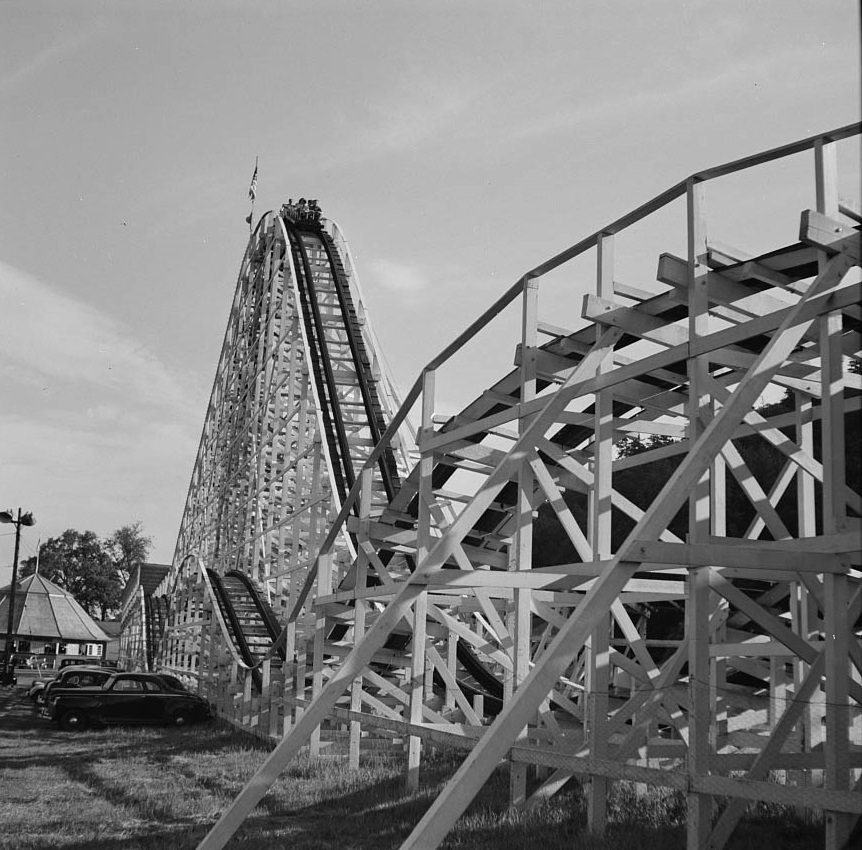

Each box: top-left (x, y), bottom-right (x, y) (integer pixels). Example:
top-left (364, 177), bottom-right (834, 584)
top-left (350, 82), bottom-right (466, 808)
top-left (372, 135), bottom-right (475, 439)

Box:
top-left (0, 687), bottom-right (825, 849)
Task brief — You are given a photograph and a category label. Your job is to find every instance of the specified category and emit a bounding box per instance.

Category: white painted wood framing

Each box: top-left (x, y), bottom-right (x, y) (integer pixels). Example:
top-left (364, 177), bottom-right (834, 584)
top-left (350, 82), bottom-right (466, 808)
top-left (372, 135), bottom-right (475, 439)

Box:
top-left (152, 125), bottom-right (862, 850)
top-left (153, 212), bottom-right (414, 741)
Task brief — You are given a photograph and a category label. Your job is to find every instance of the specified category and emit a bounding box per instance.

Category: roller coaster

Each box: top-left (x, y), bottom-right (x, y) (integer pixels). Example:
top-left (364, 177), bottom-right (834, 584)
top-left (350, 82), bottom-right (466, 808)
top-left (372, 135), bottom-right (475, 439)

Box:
top-left (118, 124), bottom-right (862, 850)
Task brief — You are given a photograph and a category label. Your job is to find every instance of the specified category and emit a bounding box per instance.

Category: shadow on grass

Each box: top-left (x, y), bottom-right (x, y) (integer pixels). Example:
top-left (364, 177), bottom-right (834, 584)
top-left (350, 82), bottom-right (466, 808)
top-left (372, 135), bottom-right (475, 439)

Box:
top-left (0, 703), bottom-right (838, 850)
top-left (0, 719), bottom-right (237, 773)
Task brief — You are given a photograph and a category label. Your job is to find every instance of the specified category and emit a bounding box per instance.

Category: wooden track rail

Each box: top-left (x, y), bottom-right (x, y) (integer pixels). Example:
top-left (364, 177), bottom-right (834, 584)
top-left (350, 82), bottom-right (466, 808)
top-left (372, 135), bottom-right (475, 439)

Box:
top-left (137, 124), bottom-right (861, 850)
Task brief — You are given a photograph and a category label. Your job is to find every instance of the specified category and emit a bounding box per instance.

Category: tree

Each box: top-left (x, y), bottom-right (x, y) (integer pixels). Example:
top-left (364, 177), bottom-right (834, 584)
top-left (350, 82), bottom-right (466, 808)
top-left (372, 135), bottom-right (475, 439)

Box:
top-left (615, 432), bottom-right (676, 458)
top-left (21, 530), bottom-right (122, 620)
top-left (106, 521), bottom-right (153, 585)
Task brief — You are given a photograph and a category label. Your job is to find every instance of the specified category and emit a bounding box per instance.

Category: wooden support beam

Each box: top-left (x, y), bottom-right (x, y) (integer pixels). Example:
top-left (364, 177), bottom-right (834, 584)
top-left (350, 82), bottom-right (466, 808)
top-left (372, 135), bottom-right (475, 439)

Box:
top-left (632, 539), bottom-right (848, 572)
top-left (585, 232), bottom-right (614, 833)
top-left (685, 176), bottom-right (713, 850)
top-left (407, 369), bottom-right (435, 791)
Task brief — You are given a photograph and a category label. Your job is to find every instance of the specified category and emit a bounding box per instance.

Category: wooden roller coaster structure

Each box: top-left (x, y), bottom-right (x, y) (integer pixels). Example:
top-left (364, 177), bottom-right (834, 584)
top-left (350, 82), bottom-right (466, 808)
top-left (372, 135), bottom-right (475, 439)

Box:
top-left (120, 124), bottom-right (862, 850)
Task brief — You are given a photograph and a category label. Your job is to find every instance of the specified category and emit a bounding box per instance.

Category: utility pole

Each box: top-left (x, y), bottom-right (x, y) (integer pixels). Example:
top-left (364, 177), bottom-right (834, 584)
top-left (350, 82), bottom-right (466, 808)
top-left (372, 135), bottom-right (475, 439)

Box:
top-left (1, 508), bottom-right (36, 683)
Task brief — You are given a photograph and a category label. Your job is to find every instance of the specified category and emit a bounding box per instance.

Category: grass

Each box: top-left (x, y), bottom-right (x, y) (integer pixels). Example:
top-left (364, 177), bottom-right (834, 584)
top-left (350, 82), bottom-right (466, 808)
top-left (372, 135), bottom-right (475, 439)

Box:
top-left (0, 689), bottom-right (827, 849)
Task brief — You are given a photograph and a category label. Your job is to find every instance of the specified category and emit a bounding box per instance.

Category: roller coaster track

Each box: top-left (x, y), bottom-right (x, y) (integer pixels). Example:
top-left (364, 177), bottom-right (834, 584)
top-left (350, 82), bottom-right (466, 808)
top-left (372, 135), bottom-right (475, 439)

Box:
top-left (283, 219), bottom-right (400, 507)
top-left (147, 124), bottom-right (862, 850)
top-left (142, 594), bottom-right (168, 672)
top-left (205, 568), bottom-right (284, 686)
top-left (153, 213), bottom-right (507, 707)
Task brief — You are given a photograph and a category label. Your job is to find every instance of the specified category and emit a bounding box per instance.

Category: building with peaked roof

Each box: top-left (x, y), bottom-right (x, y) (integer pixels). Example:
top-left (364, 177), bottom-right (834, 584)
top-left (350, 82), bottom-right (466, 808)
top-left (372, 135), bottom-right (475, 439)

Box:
top-left (97, 620), bottom-right (122, 663)
top-left (0, 573), bottom-right (110, 665)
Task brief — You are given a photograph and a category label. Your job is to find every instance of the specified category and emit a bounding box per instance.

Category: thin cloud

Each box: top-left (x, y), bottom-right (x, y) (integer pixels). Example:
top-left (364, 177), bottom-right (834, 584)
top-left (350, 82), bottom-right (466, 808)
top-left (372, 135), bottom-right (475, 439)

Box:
top-left (0, 261), bottom-right (196, 413)
top-left (356, 75), bottom-right (489, 156)
top-left (507, 42), bottom-right (846, 146)
top-left (0, 411), bottom-right (196, 569)
top-left (269, 72), bottom-right (496, 181)
top-left (0, 19), bottom-right (112, 98)
top-left (363, 258), bottom-right (440, 312)
top-left (366, 258), bottom-right (430, 294)
top-left (0, 262), bottom-right (204, 566)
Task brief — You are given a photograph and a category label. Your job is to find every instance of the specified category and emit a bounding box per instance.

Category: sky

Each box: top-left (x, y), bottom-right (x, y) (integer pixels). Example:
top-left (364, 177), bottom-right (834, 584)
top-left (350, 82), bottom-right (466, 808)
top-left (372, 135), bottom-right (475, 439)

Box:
top-left (1, 0), bottom-right (859, 576)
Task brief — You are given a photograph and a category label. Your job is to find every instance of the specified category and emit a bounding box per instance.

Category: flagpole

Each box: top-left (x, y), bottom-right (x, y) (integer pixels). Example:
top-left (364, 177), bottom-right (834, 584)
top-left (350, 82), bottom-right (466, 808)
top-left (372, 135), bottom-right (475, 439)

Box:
top-left (247, 155), bottom-right (258, 233)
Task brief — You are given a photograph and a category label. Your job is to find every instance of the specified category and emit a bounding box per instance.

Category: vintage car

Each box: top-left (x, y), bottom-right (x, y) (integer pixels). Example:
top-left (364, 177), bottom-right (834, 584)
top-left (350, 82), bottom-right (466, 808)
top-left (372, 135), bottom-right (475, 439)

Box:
top-left (27, 677), bottom-right (55, 702)
top-left (48, 672), bottom-right (212, 731)
top-left (59, 657), bottom-right (120, 670)
top-left (33, 665), bottom-right (118, 705)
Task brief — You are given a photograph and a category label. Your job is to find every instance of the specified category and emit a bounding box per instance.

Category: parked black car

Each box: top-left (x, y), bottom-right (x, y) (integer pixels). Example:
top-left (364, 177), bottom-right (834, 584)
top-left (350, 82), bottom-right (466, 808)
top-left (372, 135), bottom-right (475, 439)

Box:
top-left (48, 672), bottom-right (212, 731)
top-left (59, 658), bottom-right (120, 670)
top-left (35, 666), bottom-right (118, 706)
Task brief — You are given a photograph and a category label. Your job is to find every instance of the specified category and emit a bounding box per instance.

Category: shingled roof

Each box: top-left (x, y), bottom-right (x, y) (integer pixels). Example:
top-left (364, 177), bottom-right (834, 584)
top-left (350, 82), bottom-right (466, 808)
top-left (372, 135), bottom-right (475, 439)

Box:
top-left (0, 574), bottom-right (110, 642)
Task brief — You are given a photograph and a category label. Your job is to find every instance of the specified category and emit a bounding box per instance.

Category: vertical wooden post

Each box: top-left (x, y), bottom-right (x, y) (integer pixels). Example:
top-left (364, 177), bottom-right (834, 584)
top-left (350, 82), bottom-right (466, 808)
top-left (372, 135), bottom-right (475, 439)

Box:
top-left (407, 369), bottom-right (435, 792)
top-left (770, 657), bottom-right (790, 785)
top-left (270, 660), bottom-right (282, 741)
top-left (794, 392), bottom-right (821, 775)
top-left (815, 139), bottom-right (851, 850)
top-left (587, 236), bottom-right (613, 832)
top-left (260, 658), bottom-right (271, 736)
top-left (242, 666), bottom-right (253, 729)
top-left (310, 548), bottom-right (333, 757)
top-left (283, 618), bottom-right (297, 735)
top-left (349, 467), bottom-right (373, 770)
top-left (294, 640), bottom-right (307, 724)
top-left (508, 274), bottom-right (538, 809)
top-left (445, 631), bottom-right (458, 712)
top-left (229, 661), bottom-right (238, 726)
top-left (686, 177), bottom-right (712, 850)
top-left (200, 580), bottom-right (215, 704)
top-left (711, 418), bottom-right (727, 752)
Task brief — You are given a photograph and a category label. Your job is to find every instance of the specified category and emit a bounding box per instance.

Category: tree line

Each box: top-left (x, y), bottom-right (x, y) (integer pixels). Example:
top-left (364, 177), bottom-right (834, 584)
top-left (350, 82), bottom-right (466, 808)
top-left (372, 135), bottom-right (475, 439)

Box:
top-left (19, 522), bottom-right (153, 621)
top-left (533, 381), bottom-right (861, 567)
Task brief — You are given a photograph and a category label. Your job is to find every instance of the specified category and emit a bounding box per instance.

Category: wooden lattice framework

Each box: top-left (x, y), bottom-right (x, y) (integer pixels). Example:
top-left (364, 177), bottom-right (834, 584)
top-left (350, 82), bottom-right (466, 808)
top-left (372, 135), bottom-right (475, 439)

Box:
top-left (155, 212), bottom-right (415, 739)
top-left (158, 126), bottom-right (860, 850)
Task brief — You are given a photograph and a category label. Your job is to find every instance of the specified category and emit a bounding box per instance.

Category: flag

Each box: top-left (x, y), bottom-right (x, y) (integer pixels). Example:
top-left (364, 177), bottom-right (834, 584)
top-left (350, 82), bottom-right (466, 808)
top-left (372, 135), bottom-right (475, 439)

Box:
top-left (248, 160), bottom-right (258, 201)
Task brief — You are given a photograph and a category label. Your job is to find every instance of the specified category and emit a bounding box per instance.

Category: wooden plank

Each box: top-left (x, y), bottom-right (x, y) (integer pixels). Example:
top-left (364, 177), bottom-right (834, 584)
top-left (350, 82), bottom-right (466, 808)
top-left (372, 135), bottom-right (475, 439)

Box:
top-left (686, 175), bottom-right (713, 850)
top-left (709, 640), bottom-right (825, 658)
top-left (349, 467), bottom-right (373, 769)
top-left (814, 148), bottom-right (855, 850)
top-left (506, 744), bottom-right (862, 813)
top-left (709, 529), bottom-right (861, 555)
top-left (632, 540), bottom-right (846, 572)
top-left (800, 209), bottom-right (860, 259)
top-left (583, 294), bottom-right (688, 347)
top-left (586, 231), bottom-right (614, 832)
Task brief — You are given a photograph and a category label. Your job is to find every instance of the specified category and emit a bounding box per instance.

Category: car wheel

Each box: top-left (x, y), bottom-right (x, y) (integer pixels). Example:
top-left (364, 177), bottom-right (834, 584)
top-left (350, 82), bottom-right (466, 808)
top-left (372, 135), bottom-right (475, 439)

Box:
top-left (59, 710), bottom-right (87, 732)
top-left (170, 710), bottom-right (190, 728)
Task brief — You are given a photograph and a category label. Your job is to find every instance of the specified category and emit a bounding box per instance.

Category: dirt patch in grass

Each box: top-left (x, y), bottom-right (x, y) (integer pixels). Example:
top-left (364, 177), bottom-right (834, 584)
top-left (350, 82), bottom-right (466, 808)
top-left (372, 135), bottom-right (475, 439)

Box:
top-left (0, 686), bottom-right (828, 849)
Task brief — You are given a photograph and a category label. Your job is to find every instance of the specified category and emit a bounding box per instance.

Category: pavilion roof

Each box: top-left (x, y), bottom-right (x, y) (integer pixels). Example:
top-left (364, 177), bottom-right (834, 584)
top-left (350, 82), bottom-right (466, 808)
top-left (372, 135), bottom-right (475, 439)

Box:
top-left (0, 574), bottom-right (110, 642)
